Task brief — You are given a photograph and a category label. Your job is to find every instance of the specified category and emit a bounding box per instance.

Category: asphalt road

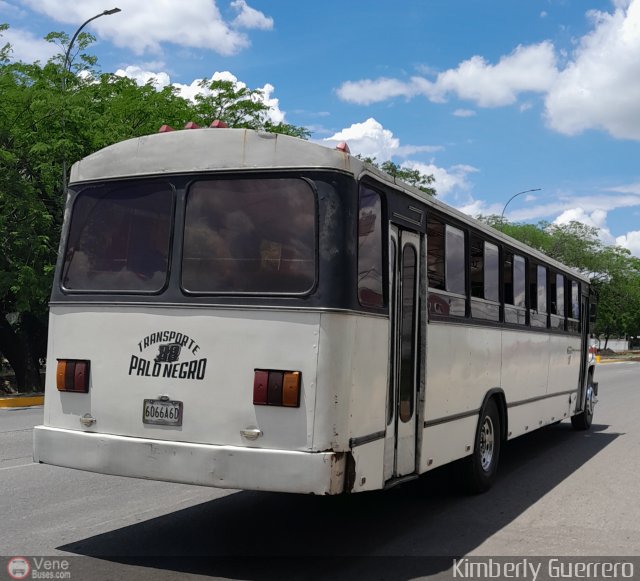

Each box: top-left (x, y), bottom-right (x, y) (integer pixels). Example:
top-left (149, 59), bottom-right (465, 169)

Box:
top-left (1, 362), bottom-right (638, 580)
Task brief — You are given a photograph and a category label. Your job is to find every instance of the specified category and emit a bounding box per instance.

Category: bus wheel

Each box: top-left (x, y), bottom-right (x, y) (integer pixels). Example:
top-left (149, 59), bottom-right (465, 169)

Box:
top-left (466, 398), bottom-right (501, 494)
top-left (571, 373), bottom-right (595, 431)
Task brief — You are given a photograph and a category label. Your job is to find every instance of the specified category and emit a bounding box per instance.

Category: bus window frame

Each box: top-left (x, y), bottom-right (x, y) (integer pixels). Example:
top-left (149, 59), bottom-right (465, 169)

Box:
top-left (180, 174), bottom-right (320, 298)
top-left (60, 178), bottom-right (177, 296)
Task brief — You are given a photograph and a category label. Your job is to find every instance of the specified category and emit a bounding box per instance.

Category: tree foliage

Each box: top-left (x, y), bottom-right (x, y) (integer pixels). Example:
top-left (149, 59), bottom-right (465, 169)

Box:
top-left (480, 215), bottom-right (640, 343)
top-left (356, 156), bottom-right (436, 195)
top-left (0, 25), bottom-right (309, 390)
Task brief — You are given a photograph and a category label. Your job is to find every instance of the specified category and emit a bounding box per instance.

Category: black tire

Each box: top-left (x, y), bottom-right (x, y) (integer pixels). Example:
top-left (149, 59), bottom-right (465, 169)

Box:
top-left (465, 398), bottom-right (501, 494)
top-left (571, 372), bottom-right (595, 431)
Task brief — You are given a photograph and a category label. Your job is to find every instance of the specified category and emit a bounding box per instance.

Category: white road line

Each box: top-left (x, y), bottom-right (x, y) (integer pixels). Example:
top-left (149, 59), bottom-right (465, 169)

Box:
top-left (0, 462), bottom-right (37, 472)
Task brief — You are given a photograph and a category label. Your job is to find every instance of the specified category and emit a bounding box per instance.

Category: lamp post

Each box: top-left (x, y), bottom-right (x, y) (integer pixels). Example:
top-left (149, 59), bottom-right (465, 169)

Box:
top-left (500, 188), bottom-right (541, 222)
top-left (61, 8), bottom-right (121, 194)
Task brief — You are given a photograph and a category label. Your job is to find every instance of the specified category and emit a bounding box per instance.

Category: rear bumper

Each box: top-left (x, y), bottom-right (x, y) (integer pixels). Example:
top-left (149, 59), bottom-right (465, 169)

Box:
top-left (33, 426), bottom-right (345, 495)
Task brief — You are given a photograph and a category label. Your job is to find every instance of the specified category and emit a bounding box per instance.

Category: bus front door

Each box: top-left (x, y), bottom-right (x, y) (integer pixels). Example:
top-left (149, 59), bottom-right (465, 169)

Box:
top-left (384, 226), bottom-right (421, 481)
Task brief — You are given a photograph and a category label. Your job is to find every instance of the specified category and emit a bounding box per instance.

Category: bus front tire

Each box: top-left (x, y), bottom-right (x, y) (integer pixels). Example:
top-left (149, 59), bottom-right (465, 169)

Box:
top-left (571, 373), bottom-right (595, 431)
top-left (465, 398), bottom-right (501, 494)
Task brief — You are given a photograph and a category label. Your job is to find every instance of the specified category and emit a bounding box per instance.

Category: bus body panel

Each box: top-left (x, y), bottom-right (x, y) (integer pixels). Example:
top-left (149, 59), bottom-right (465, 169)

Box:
top-left (305, 311), bottom-right (390, 492)
top-left (43, 305), bottom-right (321, 451)
top-left (33, 426), bottom-right (345, 494)
top-left (424, 323), bottom-right (502, 424)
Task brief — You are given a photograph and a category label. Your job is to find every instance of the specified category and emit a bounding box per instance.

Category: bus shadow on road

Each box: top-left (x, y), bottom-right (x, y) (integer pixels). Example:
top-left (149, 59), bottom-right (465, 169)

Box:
top-left (58, 423), bottom-right (619, 580)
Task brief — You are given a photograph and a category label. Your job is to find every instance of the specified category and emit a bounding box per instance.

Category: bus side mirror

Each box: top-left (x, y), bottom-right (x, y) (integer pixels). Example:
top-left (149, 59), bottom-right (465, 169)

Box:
top-left (589, 303), bottom-right (597, 323)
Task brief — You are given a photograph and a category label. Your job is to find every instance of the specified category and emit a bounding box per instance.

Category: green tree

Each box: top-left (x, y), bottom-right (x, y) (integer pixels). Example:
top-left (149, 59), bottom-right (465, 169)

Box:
top-left (356, 156), bottom-right (437, 195)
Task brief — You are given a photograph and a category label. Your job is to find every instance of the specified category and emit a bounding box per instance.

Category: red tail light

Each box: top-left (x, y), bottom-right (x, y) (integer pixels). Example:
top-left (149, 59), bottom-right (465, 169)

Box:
top-left (184, 121), bottom-right (200, 129)
top-left (254, 370), bottom-right (301, 407)
top-left (56, 360), bottom-right (90, 393)
top-left (210, 120), bottom-right (228, 128)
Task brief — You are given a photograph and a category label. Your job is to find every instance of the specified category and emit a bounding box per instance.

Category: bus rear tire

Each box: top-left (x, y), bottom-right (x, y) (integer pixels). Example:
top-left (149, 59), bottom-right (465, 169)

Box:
top-left (465, 398), bottom-right (501, 494)
top-left (571, 373), bottom-right (595, 431)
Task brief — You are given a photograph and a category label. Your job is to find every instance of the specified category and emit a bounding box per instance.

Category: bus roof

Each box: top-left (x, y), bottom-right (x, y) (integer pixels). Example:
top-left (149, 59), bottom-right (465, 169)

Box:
top-left (69, 127), bottom-right (589, 284)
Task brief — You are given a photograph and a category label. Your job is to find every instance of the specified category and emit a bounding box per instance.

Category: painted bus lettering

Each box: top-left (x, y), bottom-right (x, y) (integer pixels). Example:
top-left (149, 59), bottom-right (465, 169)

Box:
top-left (128, 355), bottom-right (207, 380)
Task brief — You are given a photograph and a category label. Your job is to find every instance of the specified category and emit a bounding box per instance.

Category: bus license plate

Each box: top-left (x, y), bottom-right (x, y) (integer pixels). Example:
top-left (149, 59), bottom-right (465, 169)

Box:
top-left (143, 399), bottom-right (183, 426)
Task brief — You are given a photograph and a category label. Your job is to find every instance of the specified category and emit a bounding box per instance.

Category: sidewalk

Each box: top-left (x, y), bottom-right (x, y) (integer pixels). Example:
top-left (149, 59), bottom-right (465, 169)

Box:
top-left (0, 394), bottom-right (44, 408)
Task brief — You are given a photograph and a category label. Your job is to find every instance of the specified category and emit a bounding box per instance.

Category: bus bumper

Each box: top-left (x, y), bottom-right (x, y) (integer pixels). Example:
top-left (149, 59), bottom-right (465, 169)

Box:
top-left (33, 426), bottom-right (346, 495)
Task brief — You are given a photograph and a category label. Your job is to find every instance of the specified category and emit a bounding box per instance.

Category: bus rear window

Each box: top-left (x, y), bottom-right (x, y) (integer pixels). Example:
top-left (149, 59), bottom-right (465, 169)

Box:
top-left (182, 178), bottom-right (316, 294)
top-left (62, 181), bottom-right (174, 292)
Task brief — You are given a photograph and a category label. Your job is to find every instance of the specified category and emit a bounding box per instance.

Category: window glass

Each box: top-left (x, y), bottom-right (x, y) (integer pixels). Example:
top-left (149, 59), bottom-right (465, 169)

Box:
top-left (183, 178), bottom-right (315, 293)
top-left (571, 281), bottom-right (580, 319)
top-left (399, 245), bottom-right (417, 423)
top-left (358, 186), bottom-right (384, 307)
top-left (537, 265), bottom-right (547, 314)
top-left (557, 274), bottom-right (565, 316)
top-left (529, 262), bottom-right (538, 311)
top-left (485, 242), bottom-right (499, 302)
top-left (62, 180), bottom-right (173, 292)
top-left (470, 237), bottom-right (483, 299)
top-left (552, 273), bottom-right (565, 316)
top-left (513, 255), bottom-right (526, 308)
top-left (427, 218), bottom-right (445, 290)
top-left (446, 226), bottom-right (465, 295)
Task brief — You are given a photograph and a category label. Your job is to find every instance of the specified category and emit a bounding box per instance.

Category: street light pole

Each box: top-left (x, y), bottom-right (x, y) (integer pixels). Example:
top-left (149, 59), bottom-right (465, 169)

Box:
top-left (61, 8), bottom-right (121, 194)
top-left (500, 188), bottom-right (541, 222)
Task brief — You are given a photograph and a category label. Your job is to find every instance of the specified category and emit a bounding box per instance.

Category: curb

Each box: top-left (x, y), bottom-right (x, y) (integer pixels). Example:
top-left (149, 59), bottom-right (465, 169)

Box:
top-left (0, 395), bottom-right (44, 408)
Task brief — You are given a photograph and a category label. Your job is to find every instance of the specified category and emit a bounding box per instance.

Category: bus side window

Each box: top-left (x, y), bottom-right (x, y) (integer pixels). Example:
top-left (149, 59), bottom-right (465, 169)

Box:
top-left (427, 217), bottom-right (466, 318)
top-left (504, 252), bottom-right (526, 324)
top-left (470, 236), bottom-right (499, 321)
top-left (529, 263), bottom-right (548, 328)
top-left (549, 273), bottom-right (565, 329)
top-left (357, 186), bottom-right (384, 308)
top-left (567, 280), bottom-right (580, 333)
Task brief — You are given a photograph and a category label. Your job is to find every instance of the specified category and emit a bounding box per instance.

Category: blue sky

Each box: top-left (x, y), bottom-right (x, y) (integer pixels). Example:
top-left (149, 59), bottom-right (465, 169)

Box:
top-left (3, 0), bottom-right (640, 255)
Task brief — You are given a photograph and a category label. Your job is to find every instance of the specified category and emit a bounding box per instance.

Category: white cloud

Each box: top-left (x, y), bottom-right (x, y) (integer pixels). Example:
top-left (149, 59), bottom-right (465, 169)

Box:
top-left (432, 42), bottom-right (558, 107)
top-left (115, 66), bottom-right (171, 90)
top-left (2, 26), bottom-right (57, 63)
top-left (554, 208), bottom-right (615, 244)
top-left (231, 0), bottom-right (273, 30)
top-left (336, 77), bottom-right (422, 106)
top-left (19, 0), bottom-right (272, 56)
top-left (323, 118), bottom-right (400, 160)
top-left (616, 231), bottom-right (640, 256)
top-left (336, 42), bottom-right (557, 108)
top-left (453, 109), bottom-right (476, 117)
top-left (323, 118), bottom-right (474, 198)
top-left (544, 0), bottom-right (640, 139)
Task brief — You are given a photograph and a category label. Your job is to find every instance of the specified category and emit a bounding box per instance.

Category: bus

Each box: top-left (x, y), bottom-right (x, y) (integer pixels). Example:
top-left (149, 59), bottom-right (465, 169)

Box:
top-left (34, 124), bottom-right (598, 495)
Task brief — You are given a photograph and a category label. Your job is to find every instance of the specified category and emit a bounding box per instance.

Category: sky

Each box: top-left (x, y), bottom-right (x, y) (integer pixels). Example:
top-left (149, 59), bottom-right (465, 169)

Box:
top-left (2, 0), bottom-right (640, 256)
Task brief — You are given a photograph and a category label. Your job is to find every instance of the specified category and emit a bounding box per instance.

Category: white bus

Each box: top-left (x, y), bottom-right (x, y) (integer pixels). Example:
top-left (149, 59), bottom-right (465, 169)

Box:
top-left (34, 124), bottom-right (598, 494)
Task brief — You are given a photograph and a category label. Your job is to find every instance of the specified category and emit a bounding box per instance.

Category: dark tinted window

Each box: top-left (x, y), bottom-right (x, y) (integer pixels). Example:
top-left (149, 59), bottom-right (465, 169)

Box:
top-left (358, 186), bottom-right (384, 307)
top-left (62, 181), bottom-right (173, 292)
top-left (537, 265), bottom-right (547, 314)
top-left (471, 238), bottom-right (498, 302)
top-left (514, 255), bottom-right (526, 308)
top-left (399, 245), bottom-right (417, 423)
top-left (427, 218), bottom-right (445, 290)
top-left (446, 226), bottom-right (465, 295)
top-left (183, 178), bottom-right (315, 294)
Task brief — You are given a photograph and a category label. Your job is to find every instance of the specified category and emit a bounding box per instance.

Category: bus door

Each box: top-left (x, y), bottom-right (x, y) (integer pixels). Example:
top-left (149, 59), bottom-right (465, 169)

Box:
top-left (577, 293), bottom-right (590, 409)
top-left (384, 226), bottom-right (421, 480)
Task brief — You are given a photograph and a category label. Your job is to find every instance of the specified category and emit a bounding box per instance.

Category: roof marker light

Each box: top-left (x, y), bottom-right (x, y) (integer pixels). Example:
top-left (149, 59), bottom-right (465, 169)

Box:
top-left (336, 142), bottom-right (350, 154)
top-left (158, 124), bottom-right (174, 133)
top-left (210, 120), bottom-right (229, 128)
top-left (184, 121), bottom-right (200, 129)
